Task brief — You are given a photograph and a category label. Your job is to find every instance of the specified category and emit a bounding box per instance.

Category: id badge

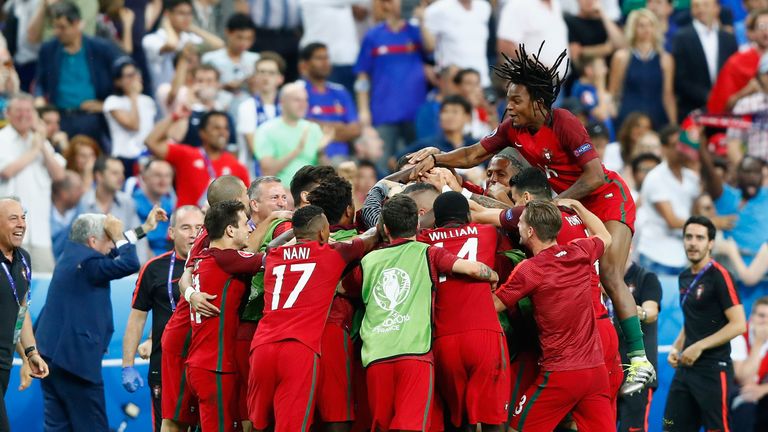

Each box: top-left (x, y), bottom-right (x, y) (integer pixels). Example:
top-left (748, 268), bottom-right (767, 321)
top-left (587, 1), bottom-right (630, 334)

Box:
top-left (12, 304), bottom-right (27, 345)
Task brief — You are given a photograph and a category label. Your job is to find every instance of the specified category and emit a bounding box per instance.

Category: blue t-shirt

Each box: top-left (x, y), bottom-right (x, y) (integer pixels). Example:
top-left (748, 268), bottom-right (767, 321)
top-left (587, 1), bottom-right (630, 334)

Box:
top-left (715, 184), bottom-right (768, 260)
top-left (57, 48), bottom-right (96, 109)
top-left (354, 22), bottom-right (427, 125)
top-left (133, 188), bottom-right (176, 256)
top-left (303, 80), bottom-right (358, 158)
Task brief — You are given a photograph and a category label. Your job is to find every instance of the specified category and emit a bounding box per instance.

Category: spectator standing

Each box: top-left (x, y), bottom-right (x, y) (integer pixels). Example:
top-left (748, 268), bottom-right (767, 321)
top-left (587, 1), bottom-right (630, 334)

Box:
top-left (355, 0), bottom-right (427, 171)
top-left (298, 0), bottom-right (361, 92)
top-left (609, 8), bottom-right (676, 129)
top-left (672, 0), bottom-right (738, 122)
top-left (616, 258), bottom-right (662, 432)
top-left (103, 57), bottom-right (157, 177)
top-left (34, 1), bottom-right (120, 148)
top-left (0, 94), bottom-right (66, 272)
top-left (201, 13), bottom-right (259, 96)
top-left (664, 216), bottom-right (746, 432)
top-left (496, 0), bottom-right (569, 78)
top-left (133, 160), bottom-right (176, 257)
top-left (708, 9), bottom-right (768, 114)
top-left (634, 128), bottom-right (701, 275)
top-left (564, 0), bottom-right (626, 64)
top-left (51, 171), bottom-right (84, 260)
top-left (142, 0), bottom-right (224, 97)
top-left (0, 198), bottom-right (49, 430)
top-left (300, 43), bottom-right (361, 161)
top-left (121, 205), bottom-right (204, 432)
top-left (242, 0), bottom-right (303, 82)
top-left (63, 134), bottom-right (101, 189)
top-left (419, 0), bottom-right (491, 86)
top-left (255, 82), bottom-right (333, 185)
top-left (146, 110), bottom-right (250, 207)
top-left (730, 297), bottom-right (768, 431)
top-left (36, 210), bottom-right (163, 432)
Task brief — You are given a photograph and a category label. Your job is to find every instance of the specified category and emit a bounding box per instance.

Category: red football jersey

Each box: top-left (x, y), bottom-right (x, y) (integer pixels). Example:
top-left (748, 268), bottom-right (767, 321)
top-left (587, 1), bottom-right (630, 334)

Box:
top-left (495, 237), bottom-right (606, 371)
top-left (499, 206), bottom-right (607, 316)
top-left (481, 109), bottom-right (617, 197)
top-left (186, 248), bottom-right (265, 373)
top-left (252, 239), bottom-right (366, 354)
top-left (417, 223), bottom-right (502, 337)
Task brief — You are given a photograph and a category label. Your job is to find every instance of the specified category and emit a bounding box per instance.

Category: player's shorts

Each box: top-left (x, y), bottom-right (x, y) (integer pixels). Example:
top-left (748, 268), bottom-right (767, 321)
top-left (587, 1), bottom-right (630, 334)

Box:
top-left (433, 329), bottom-right (510, 426)
top-left (509, 366), bottom-right (613, 432)
top-left (366, 358), bottom-right (434, 432)
top-left (581, 173), bottom-right (636, 233)
top-left (663, 363), bottom-right (734, 431)
top-left (316, 324), bottom-right (355, 423)
top-left (597, 317), bottom-right (623, 408)
top-left (186, 366), bottom-right (239, 432)
top-left (618, 387), bottom-right (653, 432)
top-left (161, 330), bottom-right (198, 426)
top-left (248, 340), bottom-right (319, 432)
top-left (508, 348), bottom-right (540, 424)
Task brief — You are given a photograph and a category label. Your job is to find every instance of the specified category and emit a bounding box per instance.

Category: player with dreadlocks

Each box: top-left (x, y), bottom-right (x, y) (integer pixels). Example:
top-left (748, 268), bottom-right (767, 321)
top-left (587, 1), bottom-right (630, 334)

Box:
top-left (409, 41), bottom-right (656, 397)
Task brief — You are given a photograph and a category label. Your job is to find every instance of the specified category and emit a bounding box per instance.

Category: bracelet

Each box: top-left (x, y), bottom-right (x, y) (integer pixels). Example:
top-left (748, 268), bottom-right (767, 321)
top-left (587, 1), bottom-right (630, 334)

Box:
top-left (24, 345), bottom-right (37, 357)
top-left (184, 286), bottom-right (196, 302)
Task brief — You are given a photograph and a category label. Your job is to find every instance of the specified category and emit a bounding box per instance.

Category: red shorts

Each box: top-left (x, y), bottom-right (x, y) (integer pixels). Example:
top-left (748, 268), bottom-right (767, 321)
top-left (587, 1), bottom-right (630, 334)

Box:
top-left (161, 330), bottom-right (198, 426)
top-left (597, 317), bottom-right (623, 409)
top-left (316, 324), bottom-right (355, 423)
top-left (366, 358), bottom-right (434, 432)
top-left (508, 348), bottom-right (540, 424)
top-left (434, 330), bottom-right (510, 426)
top-left (186, 366), bottom-right (239, 432)
top-left (581, 173), bottom-right (636, 233)
top-left (509, 366), bottom-right (614, 432)
top-left (248, 340), bottom-right (319, 432)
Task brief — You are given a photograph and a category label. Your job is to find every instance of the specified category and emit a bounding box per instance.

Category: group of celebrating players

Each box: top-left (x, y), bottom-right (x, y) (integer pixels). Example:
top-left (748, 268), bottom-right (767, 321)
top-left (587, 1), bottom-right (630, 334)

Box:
top-left (129, 44), bottom-right (662, 432)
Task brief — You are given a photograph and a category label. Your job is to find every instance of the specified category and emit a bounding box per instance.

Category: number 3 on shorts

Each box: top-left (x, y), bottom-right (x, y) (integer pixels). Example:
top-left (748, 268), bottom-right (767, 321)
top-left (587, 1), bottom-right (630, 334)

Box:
top-left (514, 395), bottom-right (527, 416)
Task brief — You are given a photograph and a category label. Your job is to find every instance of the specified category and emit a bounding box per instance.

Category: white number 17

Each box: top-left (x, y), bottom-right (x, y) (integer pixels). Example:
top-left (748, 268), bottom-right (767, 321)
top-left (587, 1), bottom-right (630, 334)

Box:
top-left (271, 263), bottom-right (316, 310)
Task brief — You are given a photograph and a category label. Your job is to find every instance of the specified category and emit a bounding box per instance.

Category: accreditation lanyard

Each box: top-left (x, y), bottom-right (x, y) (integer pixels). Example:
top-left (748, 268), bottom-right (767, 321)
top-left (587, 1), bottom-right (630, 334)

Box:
top-left (681, 261), bottom-right (713, 305)
top-left (168, 251), bottom-right (177, 312)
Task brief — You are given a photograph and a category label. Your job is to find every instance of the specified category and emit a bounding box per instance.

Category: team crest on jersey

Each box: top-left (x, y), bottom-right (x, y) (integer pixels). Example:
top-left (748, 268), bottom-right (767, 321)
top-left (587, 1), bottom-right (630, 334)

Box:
top-left (543, 148), bottom-right (552, 162)
top-left (372, 268), bottom-right (412, 333)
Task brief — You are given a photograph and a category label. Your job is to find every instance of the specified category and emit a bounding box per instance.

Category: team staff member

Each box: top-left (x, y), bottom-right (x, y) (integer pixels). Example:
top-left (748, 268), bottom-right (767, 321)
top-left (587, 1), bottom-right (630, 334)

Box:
top-left (664, 216), bottom-right (747, 431)
top-left (617, 258), bottom-right (662, 432)
top-left (120, 205), bottom-right (205, 431)
top-left (0, 198), bottom-right (49, 431)
top-left (342, 195), bottom-right (499, 431)
top-left (493, 199), bottom-right (614, 432)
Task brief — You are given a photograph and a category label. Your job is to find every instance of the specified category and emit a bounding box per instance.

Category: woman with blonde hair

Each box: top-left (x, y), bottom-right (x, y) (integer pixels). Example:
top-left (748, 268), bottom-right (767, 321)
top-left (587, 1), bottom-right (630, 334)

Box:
top-left (609, 8), bottom-right (676, 129)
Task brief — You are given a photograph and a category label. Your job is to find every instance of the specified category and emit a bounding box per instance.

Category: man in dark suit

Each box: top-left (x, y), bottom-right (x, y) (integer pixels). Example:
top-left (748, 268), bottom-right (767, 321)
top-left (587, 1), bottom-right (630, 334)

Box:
top-left (36, 208), bottom-right (166, 432)
top-left (34, 1), bottom-right (120, 151)
top-left (672, 0), bottom-right (738, 122)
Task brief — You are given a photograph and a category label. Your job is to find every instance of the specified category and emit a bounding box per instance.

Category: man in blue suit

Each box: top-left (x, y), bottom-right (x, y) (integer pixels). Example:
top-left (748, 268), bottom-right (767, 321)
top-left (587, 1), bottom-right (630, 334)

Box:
top-left (36, 208), bottom-right (166, 432)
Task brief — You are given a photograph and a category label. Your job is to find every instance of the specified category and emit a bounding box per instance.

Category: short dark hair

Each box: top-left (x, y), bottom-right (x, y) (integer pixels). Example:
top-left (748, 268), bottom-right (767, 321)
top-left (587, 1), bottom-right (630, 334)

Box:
top-left (50, 0), bottom-right (81, 22)
top-left (290, 165), bottom-right (338, 204)
top-left (293, 205), bottom-right (326, 238)
top-left (299, 42), bottom-right (327, 62)
top-left (440, 95), bottom-right (472, 115)
top-left (205, 200), bottom-right (246, 240)
top-left (226, 13), bottom-right (257, 32)
top-left (165, 0), bottom-right (193, 12)
top-left (523, 200), bottom-right (562, 242)
top-left (453, 68), bottom-right (480, 86)
top-left (512, 167), bottom-right (552, 199)
top-left (683, 215), bottom-right (717, 241)
top-left (256, 52), bottom-right (287, 75)
top-left (199, 110), bottom-right (228, 131)
top-left (630, 153), bottom-right (662, 174)
top-left (659, 125), bottom-right (681, 147)
top-left (307, 176), bottom-right (352, 225)
top-left (382, 195), bottom-right (419, 239)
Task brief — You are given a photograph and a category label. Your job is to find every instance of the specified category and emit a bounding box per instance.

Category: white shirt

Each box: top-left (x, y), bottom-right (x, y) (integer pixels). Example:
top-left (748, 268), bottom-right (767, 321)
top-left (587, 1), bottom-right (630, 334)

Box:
top-left (693, 19), bottom-right (720, 84)
top-left (636, 161), bottom-right (700, 267)
top-left (103, 94), bottom-right (157, 159)
top-left (0, 125), bottom-right (65, 248)
top-left (201, 48), bottom-right (260, 86)
top-left (497, 0), bottom-right (570, 79)
top-left (424, 0), bottom-right (491, 86)
top-left (299, 0), bottom-right (361, 65)
top-left (142, 29), bottom-right (204, 96)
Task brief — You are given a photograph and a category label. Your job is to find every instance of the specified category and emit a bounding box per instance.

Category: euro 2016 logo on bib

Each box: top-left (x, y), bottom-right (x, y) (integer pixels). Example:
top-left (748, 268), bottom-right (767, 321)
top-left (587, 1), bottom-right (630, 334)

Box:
top-left (372, 268), bottom-right (411, 333)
